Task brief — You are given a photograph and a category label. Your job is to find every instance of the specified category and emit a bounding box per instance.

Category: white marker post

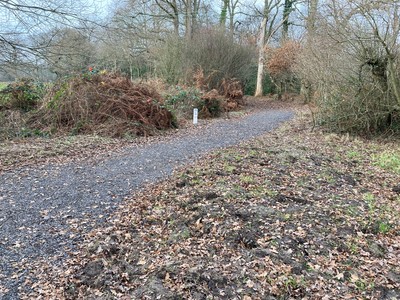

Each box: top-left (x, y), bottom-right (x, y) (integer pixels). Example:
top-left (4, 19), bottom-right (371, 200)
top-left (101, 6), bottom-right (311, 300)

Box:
top-left (193, 108), bottom-right (198, 125)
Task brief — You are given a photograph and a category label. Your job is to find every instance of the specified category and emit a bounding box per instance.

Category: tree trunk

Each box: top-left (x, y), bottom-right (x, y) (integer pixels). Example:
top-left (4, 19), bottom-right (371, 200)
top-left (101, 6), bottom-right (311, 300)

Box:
top-left (282, 0), bottom-right (293, 41)
top-left (173, 18), bottom-right (179, 35)
top-left (229, 12), bottom-right (234, 33)
top-left (185, 0), bottom-right (192, 40)
top-left (192, 0), bottom-right (200, 36)
top-left (220, 0), bottom-right (229, 27)
top-left (307, 0), bottom-right (318, 38)
top-left (130, 63), bottom-right (133, 81)
top-left (172, 1), bottom-right (179, 35)
top-left (255, 14), bottom-right (268, 97)
top-left (228, 0), bottom-right (239, 35)
top-left (387, 53), bottom-right (400, 107)
top-left (300, 0), bottom-right (318, 103)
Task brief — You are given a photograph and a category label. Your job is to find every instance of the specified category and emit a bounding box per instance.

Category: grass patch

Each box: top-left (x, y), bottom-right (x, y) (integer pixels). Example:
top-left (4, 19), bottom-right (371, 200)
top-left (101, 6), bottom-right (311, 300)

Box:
top-left (373, 151), bottom-right (400, 174)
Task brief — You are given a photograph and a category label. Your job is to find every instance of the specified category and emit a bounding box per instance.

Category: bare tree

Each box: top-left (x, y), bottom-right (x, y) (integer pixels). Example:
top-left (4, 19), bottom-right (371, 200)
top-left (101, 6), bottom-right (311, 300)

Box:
top-left (297, 0), bottom-right (400, 132)
top-left (281, 0), bottom-right (297, 41)
top-left (153, 0), bottom-right (180, 34)
top-left (306, 0), bottom-right (318, 37)
top-left (254, 0), bottom-right (284, 97)
top-left (116, 0), bottom-right (205, 39)
top-left (325, 0), bottom-right (400, 107)
top-left (357, 1), bottom-right (400, 107)
top-left (228, 0), bottom-right (242, 33)
top-left (95, 24), bottom-right (152, 80)
top-left (45, 28), bottom-right (95, 77)
top-left (0, 0), bottom-right (100, 78)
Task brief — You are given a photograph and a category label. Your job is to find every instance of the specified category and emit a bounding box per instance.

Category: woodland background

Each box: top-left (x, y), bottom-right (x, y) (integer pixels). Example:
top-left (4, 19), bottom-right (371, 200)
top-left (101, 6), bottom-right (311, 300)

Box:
top-left (1, 0), bottom-right (400, 137)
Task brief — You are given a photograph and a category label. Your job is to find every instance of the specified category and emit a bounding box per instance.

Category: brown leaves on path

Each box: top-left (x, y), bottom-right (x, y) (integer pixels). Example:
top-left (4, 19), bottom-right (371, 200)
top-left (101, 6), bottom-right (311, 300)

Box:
top-left (21, 111), bottom-right (400, 299)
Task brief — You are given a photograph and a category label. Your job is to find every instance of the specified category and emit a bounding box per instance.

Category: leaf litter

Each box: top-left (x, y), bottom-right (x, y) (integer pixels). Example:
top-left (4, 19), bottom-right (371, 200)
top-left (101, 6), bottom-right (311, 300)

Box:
top-left (15, 108), bottom-right (400, 299)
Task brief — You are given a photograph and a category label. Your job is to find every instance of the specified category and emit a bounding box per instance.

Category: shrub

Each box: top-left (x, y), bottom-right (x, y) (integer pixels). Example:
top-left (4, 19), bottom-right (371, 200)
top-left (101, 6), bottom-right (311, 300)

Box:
top-left (200, 89), bottom-right (224, 118)
top-left (266, 41), bottom-right (301, 97)
top-left (164, 77), bottom-right (245, 121)
top-left (0, 110), bottom-right (24, 140)
top-left (296, 4), bottom-right (400, 134)
top-left (0, 79), bottom-right (46, 112)
top-left (152, 36), bottom-right (186, 85)
top-left (164, 86), bottom-right (203, 119)
top-left (164, 86), bottom-right (223, 119)
top-left (153, 28), bottom-right (256, 90)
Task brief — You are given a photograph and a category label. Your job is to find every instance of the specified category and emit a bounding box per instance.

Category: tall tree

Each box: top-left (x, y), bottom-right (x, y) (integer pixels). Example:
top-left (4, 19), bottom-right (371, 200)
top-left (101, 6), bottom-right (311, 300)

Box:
top-left (306, 0), bottom-right (318, 39)
top-left (255, 0), bottom-right (284, 97)
top-left (182, 0), bottom-right (201, 39)
top-left (155, 0), bottom-right (180, 34)
top-left (220, 0), bottom-right (229, 26)
top-left (282, 0), bottom-right (296, 41)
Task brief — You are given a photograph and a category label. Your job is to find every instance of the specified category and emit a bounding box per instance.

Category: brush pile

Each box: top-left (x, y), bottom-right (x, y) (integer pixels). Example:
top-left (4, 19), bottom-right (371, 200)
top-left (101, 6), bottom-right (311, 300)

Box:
top-left (220, 78), bottom-right (244, 111)
top-left (33, 73), bottom-right (176, 137)
top-left (193, 68), bottom-right (245, 117)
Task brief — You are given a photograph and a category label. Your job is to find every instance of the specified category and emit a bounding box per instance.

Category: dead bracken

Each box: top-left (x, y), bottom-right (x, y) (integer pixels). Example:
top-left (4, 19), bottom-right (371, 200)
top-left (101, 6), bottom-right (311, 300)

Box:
top-left (32, 72), bottom-right (176, 137)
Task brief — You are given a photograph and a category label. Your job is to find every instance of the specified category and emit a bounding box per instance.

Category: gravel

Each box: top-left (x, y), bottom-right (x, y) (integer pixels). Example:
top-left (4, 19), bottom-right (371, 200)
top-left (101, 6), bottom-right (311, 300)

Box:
top-left (0, 109), bottom-right (293, 299)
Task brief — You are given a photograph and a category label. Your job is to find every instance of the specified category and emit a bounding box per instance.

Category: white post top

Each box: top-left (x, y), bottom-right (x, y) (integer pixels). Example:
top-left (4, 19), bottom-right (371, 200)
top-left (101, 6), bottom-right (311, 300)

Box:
top-left (193, 108), bottom-right (198, 125)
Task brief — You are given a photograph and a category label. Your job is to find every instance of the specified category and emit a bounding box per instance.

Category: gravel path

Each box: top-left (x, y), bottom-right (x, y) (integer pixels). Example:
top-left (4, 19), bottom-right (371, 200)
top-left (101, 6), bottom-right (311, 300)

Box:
top-left (0, 109), bottom-right (293, 299)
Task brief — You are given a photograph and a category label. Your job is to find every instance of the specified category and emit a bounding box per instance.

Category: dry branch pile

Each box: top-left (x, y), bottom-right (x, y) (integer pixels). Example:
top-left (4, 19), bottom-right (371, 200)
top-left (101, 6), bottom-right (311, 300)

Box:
top-left (33, 73), bottom-right (175, 137)
top-left (221, 78), bottom-right (245, 111)
top-left (199, 89), bottom-right (224, 118)
top-left (193, 68), bottom-right (245, 117)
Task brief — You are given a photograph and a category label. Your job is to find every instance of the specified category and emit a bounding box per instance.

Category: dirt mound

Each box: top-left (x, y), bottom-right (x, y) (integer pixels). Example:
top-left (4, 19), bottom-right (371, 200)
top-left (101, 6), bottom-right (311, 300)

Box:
top-left (33, 73), bottom-right (176, 137)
